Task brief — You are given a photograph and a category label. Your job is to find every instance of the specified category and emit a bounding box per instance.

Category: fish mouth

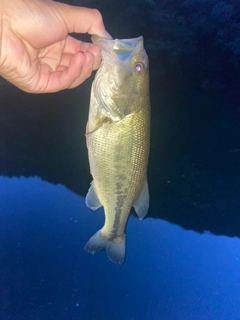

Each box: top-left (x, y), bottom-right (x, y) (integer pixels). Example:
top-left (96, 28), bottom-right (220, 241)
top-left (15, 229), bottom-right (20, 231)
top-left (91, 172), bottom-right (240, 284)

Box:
top-left (91, 35), bottom-right (144, 56)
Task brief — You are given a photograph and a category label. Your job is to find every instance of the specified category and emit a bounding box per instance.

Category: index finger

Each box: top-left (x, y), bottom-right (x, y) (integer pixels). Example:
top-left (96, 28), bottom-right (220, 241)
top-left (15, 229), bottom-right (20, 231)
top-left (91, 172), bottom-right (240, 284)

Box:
top-left (55, 4), bottom-right (112, 39)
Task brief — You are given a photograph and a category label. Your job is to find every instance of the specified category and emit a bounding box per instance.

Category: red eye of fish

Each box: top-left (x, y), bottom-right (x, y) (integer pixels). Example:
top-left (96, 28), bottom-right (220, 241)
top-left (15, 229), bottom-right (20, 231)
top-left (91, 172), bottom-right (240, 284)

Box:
top-left (135, 62), bottom-right (144, 74)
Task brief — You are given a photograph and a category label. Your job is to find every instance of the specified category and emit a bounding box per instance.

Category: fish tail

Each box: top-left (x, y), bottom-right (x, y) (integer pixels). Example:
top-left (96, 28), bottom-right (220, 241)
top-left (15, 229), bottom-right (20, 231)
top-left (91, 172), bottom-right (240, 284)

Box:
top-left (84, 230), bottom-right (126, 264)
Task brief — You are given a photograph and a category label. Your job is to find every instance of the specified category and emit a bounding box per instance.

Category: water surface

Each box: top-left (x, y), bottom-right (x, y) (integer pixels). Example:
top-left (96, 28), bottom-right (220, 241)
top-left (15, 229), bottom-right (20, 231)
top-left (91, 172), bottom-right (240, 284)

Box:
top-left (1, 176), bottom-right (240, 320)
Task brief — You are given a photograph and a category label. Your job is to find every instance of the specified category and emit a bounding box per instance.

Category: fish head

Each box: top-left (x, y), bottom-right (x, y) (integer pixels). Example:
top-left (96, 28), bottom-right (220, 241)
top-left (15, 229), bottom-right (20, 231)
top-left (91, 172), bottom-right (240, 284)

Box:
top-left (92, 36), bottom-right (149, 120)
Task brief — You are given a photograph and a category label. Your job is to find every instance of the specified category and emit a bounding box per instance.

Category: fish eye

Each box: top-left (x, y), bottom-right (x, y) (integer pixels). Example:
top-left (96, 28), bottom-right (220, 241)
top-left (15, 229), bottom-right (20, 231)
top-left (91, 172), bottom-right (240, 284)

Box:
top-left (135, 62), bottom-right (144, 74)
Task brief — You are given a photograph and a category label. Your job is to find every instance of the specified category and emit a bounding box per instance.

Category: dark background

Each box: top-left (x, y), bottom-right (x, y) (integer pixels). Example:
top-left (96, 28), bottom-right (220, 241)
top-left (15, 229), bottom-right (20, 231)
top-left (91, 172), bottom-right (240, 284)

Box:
top-left (1, 0), bottom-right (240, 319)
top-left (69, 0), bottom-right (240, 92)
top-left (1, 0), bottom-right (240, 237)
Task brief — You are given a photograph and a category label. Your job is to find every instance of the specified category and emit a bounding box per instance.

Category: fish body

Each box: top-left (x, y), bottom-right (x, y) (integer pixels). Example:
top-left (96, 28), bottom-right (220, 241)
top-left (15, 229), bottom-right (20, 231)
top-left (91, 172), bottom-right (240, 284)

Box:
top-left (85, 36), bottom-right (150, 264)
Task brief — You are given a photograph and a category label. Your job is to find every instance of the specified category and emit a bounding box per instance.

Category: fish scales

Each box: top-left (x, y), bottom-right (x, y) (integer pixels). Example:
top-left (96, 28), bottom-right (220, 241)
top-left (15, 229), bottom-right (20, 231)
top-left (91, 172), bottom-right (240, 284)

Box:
top-left (87, 104), bottom-right (149, 234)
top-left (85, 36), bottom-right (150, 264)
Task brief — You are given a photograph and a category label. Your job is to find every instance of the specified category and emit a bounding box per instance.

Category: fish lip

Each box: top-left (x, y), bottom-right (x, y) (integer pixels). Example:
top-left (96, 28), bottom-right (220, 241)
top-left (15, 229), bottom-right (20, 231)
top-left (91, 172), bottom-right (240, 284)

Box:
top-left (91, 35), bottom-right (144, 53)
top-left (91, 35), bottom-right (143, 44)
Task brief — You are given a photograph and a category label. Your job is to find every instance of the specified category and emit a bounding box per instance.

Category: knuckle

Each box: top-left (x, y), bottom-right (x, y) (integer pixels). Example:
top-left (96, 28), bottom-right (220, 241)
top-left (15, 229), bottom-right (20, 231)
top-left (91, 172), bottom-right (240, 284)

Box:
top-left (91, 9), bottom-right (103, 22)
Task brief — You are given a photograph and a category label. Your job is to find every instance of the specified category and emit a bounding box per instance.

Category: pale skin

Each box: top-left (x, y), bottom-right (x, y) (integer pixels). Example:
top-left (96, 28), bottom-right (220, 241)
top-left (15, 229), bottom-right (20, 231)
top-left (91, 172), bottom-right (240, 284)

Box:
top-left (0, 0), bottom-right (112, 93)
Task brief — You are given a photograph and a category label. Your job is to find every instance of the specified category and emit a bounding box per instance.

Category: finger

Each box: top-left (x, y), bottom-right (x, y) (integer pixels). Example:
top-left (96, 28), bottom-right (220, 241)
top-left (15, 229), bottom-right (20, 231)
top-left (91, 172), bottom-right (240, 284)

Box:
top-left (63, 37), bottom-right (101, 70)
top-left (63, 36), bottom-right (94, 54)
top-left (40, 51), bottom-right (93, 92)
top-left (54, 3), bottom-right (112, 39)
top-left (56, 53), bottom-right (73, 70)
top-left (64, 36), bottom-right (101, 57)
top-left (67, 51), bottom-right (95, 89)
top-left (62, 36), bottom-right (83, 54)
top-left (57, 44), bottom-right (101, 72)
top-left (85, 45), bottom-right (101, 70)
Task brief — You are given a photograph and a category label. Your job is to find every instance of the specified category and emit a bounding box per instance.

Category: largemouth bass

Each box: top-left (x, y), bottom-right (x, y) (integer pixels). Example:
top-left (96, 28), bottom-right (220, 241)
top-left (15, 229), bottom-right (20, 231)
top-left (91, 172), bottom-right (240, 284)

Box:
top-left (85, 36), bottom-right (150, 264)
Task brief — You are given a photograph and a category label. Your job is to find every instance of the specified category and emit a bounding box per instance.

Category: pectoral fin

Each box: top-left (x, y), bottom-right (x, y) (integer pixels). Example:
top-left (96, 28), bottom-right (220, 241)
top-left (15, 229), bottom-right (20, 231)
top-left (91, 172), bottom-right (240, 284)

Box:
top-left (134, 178), bottom-right (149, 220)
top-left (85, 117), bottom-right (111, 135)
top-left (85, 181), bottom-right (102, 210)
top-left (85, 120), bottom-right (103, 135)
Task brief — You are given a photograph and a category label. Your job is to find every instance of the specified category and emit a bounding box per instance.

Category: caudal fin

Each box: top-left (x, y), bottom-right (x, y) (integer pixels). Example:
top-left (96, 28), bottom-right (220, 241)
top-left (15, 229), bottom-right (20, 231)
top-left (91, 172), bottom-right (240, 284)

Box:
top-left (84, 230), bottom-right (126, 264)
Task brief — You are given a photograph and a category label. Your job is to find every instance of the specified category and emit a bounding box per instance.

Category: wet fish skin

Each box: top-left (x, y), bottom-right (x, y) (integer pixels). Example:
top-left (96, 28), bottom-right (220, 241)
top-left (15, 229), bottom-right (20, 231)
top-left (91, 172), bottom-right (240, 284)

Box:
top-left (85, 36), bottom-right (150, 264)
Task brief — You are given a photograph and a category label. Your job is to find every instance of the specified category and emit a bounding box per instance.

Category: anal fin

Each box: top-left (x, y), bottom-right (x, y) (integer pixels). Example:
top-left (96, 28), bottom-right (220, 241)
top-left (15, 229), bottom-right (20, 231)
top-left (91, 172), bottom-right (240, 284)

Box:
top-left (134, 178), bottom-right (149, 220)
top-left (85, 181), bottom-right (102, 210)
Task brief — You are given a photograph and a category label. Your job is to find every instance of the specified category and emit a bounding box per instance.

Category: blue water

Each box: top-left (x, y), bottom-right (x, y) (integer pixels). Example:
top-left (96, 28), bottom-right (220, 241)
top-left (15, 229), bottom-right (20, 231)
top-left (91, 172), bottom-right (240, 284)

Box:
top-left (1, 175), bottom-right (240, 320)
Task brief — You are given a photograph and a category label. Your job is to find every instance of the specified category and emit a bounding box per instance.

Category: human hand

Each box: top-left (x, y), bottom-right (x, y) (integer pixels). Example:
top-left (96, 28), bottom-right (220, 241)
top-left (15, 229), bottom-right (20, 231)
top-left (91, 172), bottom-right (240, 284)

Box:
top-left (0, 0), bottom-right (111, 93)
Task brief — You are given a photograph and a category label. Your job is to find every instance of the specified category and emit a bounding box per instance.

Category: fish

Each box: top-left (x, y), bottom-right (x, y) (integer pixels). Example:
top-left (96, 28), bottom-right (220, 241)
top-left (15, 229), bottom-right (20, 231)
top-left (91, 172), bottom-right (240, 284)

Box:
top-left (84, 35), bottom-right (150, 264)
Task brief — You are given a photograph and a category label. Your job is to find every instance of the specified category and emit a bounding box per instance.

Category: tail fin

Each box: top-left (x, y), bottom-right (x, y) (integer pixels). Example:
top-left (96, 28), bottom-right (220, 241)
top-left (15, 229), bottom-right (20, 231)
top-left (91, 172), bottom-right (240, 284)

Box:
top-left (84, 230), bottom-right (126, 264)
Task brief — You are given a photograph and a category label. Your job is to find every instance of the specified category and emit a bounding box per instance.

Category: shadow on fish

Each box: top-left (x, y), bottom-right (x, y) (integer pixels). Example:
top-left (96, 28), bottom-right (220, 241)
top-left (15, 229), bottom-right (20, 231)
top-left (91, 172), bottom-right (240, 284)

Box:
top-left (84, 35), bottom-right (150, 264)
